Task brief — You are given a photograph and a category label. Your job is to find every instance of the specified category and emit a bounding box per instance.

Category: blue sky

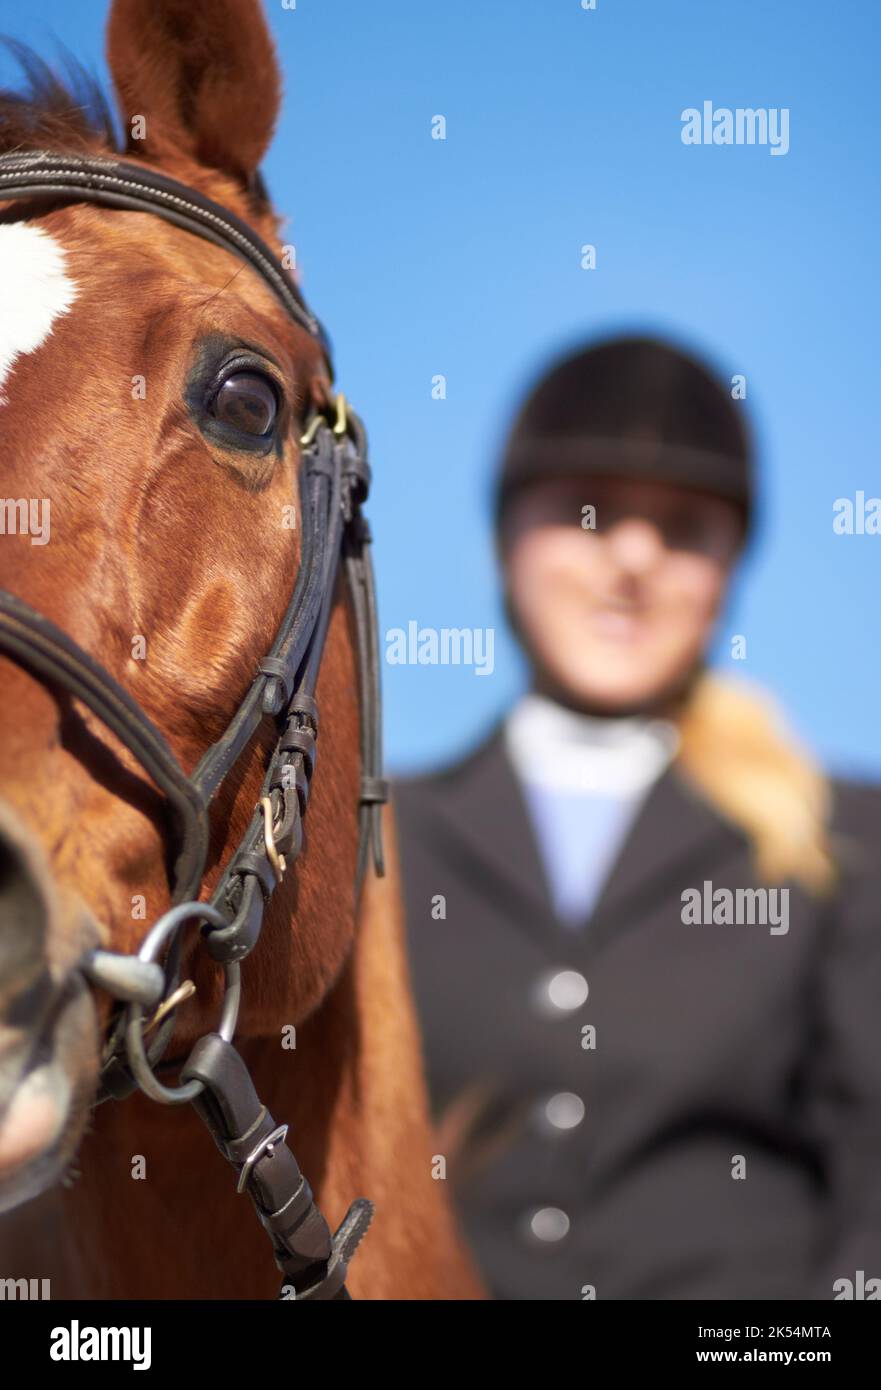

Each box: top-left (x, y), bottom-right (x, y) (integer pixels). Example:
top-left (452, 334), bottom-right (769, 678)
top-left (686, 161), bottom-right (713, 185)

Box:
top-left (3, 1), bottom-right (879, 776)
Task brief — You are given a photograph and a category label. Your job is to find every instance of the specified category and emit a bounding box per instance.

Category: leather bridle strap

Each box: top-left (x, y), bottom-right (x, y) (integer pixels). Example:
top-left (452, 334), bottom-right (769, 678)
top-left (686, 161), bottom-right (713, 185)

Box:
top-left (0, 151), bottom-right (332, 367)
top-left (347, 521), bottom-right (387, 885)
top-left (0, 590), bottom-right (209, 903)
top-left (180, 1033), bottom-right (373, 1301)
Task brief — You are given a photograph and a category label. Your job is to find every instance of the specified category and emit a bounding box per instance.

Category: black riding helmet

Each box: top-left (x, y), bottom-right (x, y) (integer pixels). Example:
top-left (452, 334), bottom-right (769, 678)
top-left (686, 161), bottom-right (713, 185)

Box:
top-left (495, 334), bottom-right (755, 541)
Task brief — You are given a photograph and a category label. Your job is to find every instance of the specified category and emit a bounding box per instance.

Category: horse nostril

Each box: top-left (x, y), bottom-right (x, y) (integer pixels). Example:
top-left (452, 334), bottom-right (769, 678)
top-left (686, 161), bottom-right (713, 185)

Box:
top-left (0, 801), bottom-right (56, 1035)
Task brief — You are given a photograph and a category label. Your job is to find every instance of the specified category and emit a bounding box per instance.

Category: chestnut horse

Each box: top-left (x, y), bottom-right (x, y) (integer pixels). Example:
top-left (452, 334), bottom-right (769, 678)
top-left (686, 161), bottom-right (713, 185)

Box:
top-left (0, 0), bottom-right (480, 1299)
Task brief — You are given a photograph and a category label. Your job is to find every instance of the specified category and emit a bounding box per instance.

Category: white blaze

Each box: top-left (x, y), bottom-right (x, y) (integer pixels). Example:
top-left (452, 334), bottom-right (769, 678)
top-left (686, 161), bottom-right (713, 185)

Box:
top-left (0, 223), bottom-right (78, 404)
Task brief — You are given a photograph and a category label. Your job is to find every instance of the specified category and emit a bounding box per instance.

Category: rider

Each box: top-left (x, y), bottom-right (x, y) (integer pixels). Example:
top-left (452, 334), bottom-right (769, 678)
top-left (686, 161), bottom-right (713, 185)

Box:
top-left (395, 334), bottom-right (881, 1300)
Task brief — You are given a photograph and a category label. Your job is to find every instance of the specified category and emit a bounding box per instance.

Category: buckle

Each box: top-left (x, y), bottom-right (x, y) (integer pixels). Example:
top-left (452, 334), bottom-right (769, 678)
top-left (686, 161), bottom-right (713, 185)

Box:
top-left (237, 1122), bottom-right (289, 1194)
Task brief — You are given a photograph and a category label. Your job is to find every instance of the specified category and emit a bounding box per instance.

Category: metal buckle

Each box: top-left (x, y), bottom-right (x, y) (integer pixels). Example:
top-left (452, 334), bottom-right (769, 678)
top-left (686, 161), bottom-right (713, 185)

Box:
top-left (236, 1123), bottom-right (289, 1194)
top-left (299, 393), bottom-right (348, 447)
top-left (332, 393), bottom-right (348, 436)
top-left (257, 796), bottom-right (287, 884)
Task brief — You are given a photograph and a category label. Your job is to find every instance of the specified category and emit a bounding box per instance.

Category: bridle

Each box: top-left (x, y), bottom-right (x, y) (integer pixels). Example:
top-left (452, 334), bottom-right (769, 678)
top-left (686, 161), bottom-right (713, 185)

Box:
top-left (0, 151), bottom-right (389, 1299)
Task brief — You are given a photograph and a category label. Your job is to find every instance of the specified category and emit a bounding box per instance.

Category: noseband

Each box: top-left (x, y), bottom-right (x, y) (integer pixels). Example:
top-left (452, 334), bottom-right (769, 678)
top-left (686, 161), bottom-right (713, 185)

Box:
top-left (0, 152), bottom-right (389, 1299)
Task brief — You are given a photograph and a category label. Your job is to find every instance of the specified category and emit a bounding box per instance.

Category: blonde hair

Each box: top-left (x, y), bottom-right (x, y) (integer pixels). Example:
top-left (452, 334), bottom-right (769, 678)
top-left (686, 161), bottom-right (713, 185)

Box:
top-left (676, 673), bottom-right (836, 894)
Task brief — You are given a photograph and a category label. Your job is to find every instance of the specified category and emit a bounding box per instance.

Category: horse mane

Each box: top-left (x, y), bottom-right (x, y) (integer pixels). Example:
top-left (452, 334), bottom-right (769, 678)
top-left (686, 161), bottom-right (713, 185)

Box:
top-left (0, 39), bottom-right (120, 155)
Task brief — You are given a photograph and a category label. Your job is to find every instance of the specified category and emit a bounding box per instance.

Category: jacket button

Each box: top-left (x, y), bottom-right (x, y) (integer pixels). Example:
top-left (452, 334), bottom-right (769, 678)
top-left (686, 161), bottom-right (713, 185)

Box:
top-left (528, 1207), bottom-right (571, 1243)
top-left (543, 1091), bottom-right (585, 1131)
top-left (536, 969), bottom-right (588, 1013)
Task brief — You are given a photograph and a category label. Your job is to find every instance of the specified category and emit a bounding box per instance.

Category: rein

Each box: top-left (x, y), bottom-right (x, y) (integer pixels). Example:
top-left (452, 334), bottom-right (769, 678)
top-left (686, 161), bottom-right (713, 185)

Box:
top-left (0, 151), bottom-right (388, 1300)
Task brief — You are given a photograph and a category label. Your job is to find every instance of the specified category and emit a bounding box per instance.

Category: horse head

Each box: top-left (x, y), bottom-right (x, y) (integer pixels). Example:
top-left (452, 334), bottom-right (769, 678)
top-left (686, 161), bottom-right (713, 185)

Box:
top-left (0, 0), bottom-right (376, 1219)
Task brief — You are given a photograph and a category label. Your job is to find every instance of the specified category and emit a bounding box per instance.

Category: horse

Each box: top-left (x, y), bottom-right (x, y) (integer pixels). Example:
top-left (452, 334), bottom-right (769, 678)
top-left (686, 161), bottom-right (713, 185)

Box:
top-left (0, 0), bottom-right (481, 1300)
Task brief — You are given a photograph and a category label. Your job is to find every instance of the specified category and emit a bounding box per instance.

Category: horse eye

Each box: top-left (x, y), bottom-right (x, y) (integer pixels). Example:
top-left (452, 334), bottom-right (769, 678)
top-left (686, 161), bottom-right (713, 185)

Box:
top-left (211, 371), bottom-right (279, 436)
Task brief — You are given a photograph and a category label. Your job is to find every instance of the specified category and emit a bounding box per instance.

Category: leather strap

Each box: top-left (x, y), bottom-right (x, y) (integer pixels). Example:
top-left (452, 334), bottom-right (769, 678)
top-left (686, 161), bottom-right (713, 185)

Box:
top-left (181, 1033), bottom-right (373, 1300)
top-left (0, 590), bottom-right (209, 903)
top-left (0, 151), bottom-right (332, 370)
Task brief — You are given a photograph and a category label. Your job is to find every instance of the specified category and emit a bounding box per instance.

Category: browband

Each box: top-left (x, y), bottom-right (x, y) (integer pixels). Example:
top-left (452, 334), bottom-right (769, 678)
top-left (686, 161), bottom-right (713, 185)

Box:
top-left (0, 149), bottom-right (333, 371)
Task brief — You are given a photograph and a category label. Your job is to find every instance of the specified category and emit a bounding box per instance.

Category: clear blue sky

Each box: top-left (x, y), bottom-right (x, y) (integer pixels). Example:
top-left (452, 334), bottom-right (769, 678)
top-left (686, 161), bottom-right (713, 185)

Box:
top-left (3, 1), bottom-right (879, 776)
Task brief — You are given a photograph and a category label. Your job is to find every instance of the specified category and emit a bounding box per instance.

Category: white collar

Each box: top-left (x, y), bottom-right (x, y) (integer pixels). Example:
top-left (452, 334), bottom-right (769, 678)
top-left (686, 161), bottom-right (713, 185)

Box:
top-left (504, 693), bottom-right (679, 796)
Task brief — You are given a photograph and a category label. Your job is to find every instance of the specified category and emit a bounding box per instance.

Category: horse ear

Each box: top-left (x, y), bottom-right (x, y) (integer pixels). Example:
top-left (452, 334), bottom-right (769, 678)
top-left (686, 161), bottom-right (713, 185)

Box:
top-left (106, 0), bottom-right (281, 189)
